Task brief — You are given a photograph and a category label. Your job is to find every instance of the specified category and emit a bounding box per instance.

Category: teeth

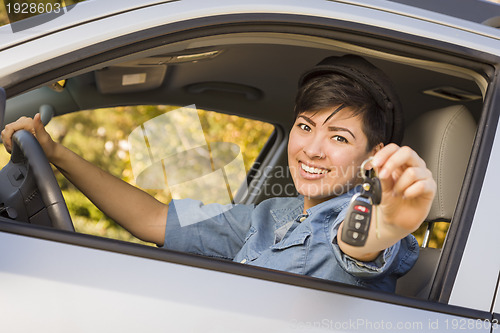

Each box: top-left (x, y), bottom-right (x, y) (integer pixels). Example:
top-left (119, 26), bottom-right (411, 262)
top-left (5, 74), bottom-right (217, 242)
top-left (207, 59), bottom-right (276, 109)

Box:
top-left (301, 163), bottom-right (329, 175)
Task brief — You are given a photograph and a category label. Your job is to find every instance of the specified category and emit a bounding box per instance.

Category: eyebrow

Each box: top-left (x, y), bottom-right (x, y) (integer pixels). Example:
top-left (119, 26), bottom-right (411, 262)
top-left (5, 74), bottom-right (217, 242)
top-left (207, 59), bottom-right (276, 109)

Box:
top-left (298, 115), bottom-right (356, 140)
top-left (298, 115), bottom-right (316, 126)
top-left (328, 126), bottom-right (356, 139)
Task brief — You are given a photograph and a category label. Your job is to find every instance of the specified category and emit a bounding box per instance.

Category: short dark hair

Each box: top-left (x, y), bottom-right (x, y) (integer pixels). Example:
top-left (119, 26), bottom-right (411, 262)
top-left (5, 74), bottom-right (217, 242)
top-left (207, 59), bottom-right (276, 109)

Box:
top-left (294, 73), bottom-right (386, 151)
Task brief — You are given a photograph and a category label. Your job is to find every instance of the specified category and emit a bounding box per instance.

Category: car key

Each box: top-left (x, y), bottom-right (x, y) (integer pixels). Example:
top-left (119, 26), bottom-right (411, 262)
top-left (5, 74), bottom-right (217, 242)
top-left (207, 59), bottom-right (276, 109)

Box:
top-left (340, 157), bottom-right (381, 246)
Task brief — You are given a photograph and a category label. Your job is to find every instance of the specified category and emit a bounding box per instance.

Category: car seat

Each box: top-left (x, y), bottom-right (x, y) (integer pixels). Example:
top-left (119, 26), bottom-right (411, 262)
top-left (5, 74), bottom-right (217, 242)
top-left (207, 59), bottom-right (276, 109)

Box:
top-left (395, 105), bottom-right (477, 298)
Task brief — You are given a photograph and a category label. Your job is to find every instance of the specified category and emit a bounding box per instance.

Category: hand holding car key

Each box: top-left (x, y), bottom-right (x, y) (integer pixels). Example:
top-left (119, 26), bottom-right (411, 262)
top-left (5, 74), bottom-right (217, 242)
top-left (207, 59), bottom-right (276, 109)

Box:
top-left (341, 157), bottom-right (382, 247)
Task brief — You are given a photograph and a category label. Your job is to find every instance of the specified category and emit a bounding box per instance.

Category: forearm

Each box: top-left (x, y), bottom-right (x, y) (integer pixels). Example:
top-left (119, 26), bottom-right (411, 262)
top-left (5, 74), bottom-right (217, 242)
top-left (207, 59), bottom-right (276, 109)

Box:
top-left (50, 143), bottom-right (167, 246)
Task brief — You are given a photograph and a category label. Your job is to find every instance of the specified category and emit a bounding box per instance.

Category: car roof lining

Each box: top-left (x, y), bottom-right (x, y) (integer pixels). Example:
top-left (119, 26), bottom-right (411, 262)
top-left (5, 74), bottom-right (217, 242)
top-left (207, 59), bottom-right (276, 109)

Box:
top-left (185, 32), bottom-right (488, 90)
top-left (5, 31), bottom-right (487, 130)
top-left (75, 31), bottom-right (488, 93)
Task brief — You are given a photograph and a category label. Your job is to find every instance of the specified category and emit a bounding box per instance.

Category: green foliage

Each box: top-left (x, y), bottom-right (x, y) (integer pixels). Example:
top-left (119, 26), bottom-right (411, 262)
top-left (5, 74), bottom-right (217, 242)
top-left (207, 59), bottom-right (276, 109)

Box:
top-left (413, 221), bottom-right (449, 248)
top-left (0, 2), bottom-right (8, 25)
top-left (44, 105), bottom-right (274, 245)
top-left (0, 145), bottom-right (9, 166)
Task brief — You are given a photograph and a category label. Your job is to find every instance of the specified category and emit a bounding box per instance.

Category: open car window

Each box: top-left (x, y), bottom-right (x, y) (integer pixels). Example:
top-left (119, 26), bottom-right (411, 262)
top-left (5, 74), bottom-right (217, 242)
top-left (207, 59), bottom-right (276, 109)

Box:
top-left (0, 30), bottom-right (483, 287)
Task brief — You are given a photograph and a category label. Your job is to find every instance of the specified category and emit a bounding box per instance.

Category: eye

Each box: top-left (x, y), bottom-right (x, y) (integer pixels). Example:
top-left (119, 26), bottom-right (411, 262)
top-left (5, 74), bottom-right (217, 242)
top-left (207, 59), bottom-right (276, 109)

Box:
top-left (332, 135), bottom-right (348, 144)
top-left (298, 123), bottom-right (311, 132)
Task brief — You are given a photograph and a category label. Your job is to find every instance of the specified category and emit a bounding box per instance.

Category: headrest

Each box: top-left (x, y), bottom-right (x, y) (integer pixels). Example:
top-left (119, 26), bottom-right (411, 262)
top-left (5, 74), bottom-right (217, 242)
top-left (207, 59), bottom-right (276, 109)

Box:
top-left (402, 105), bottom-right (476, 222)
top-left (299, 55), bottom-right (404, 145)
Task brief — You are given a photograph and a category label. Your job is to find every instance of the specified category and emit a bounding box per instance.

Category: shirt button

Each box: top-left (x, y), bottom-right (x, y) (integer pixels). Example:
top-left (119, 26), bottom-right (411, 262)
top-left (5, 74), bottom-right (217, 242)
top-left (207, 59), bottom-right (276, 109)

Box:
top-left (299, 216), bottom-right (307, 222)
top-left (240, 259), bottom-right (247, 264)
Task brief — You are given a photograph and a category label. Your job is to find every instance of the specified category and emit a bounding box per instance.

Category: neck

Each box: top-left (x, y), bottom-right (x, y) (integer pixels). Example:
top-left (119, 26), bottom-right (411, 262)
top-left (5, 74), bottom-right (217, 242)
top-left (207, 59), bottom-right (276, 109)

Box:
top-left (303, 196), bottom-right (331, 214)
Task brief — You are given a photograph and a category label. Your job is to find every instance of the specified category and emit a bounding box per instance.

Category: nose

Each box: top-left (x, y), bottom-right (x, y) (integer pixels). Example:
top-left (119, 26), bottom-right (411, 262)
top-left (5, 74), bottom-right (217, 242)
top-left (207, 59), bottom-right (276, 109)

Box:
top-left (303, 134), bottom-right (325, 159)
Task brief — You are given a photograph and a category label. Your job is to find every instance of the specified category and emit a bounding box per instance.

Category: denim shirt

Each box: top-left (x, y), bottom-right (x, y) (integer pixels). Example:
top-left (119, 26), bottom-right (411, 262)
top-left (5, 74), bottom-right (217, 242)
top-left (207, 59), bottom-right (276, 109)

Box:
top-left (163, 187), bottom-right (419, 292)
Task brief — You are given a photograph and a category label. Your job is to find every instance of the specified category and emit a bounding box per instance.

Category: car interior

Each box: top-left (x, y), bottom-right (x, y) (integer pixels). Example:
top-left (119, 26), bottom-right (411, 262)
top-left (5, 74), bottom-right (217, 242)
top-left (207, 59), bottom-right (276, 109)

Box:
top-left (0, 31), bottom-right (488, 300)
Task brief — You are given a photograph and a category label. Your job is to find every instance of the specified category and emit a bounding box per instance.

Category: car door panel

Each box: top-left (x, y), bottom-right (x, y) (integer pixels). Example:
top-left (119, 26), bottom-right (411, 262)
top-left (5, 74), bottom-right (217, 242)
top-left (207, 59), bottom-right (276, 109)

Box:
top-left (0, 226), bottom-right (493, 333)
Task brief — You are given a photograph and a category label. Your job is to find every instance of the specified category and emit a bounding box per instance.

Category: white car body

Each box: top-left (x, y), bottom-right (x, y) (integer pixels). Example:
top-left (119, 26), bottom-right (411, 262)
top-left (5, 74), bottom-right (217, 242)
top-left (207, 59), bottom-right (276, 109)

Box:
top-left (0, 0), bottom-right (499, 331)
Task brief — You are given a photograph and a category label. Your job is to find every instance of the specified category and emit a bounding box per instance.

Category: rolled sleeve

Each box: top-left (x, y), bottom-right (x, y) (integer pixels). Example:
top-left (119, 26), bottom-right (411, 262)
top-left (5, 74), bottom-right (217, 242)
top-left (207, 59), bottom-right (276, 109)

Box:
top-left (162, 198), bottom-right (254, 260)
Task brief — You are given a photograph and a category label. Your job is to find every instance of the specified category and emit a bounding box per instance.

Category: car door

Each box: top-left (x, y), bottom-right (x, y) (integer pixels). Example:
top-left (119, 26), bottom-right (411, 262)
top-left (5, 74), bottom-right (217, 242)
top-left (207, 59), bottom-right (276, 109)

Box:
top-left (0, 0), bottom-right (499, 331)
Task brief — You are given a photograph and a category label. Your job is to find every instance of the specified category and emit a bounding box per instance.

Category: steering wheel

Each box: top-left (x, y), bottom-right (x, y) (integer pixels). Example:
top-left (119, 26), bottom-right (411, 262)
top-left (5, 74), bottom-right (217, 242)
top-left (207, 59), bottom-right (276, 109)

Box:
top-left (11, 130), bottom-right (74, 231)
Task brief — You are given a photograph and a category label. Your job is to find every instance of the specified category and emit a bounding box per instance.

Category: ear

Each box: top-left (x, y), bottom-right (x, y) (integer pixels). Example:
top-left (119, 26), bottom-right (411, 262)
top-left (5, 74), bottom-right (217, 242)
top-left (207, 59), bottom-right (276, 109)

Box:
top-left (363, 143), bottom-right (384, 171)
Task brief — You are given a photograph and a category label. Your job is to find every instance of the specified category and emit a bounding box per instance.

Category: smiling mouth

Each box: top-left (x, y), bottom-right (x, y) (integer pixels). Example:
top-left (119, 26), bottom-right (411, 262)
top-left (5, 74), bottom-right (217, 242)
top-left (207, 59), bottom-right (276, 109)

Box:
top-left (301, 163), bottom-right (330, 175)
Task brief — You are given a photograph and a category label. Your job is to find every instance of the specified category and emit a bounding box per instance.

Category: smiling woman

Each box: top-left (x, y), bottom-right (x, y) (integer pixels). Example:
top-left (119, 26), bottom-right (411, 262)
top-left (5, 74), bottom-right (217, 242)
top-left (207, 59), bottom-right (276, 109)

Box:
top-left (151, 54), bottom-right (436, 291)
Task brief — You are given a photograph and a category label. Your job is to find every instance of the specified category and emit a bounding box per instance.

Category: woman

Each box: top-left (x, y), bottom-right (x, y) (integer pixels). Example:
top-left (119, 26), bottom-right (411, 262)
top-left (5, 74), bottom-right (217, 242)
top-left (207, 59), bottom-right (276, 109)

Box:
top-left (1, 55), bottom-right (435, 291)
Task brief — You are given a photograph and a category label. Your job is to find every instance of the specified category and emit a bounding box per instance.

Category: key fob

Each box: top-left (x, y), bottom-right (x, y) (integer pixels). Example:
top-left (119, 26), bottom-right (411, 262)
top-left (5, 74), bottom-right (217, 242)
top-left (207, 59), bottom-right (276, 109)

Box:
top-left (365, 177), bottom-right (382, 205)
top-left (341, 193), bottom-right (372, 246)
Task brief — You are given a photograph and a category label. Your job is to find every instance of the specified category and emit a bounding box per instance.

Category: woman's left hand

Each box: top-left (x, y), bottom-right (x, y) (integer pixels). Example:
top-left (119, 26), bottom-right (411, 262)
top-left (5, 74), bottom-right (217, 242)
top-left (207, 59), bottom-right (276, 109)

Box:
top-left (371, 143), bottom-right (436, 233)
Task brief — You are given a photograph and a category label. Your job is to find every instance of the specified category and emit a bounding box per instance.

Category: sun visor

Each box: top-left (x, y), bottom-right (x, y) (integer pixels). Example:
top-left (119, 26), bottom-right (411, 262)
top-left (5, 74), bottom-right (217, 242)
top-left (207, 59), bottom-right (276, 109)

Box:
top-left (95, 65), bottom-right (167, 94)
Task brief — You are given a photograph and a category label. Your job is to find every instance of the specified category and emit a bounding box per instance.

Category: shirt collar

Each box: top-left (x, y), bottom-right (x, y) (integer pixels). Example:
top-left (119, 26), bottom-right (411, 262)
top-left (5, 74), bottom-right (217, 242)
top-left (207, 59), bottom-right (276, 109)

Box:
top-left (305, 185), bottom-right (360, 216)
top-left (270, 197), bottom-right (304, 229)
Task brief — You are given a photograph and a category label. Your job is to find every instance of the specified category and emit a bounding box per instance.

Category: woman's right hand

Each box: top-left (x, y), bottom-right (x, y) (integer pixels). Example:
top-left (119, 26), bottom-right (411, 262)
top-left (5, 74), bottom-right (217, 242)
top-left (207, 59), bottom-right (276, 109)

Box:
top-left (1, 113), bottom-right (58, 161)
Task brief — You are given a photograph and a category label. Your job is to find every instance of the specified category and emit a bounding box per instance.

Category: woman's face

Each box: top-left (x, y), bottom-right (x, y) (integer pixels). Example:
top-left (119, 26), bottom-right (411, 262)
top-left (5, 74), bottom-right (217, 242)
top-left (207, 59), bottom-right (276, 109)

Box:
top-left (288, 106), bottom-right (377, 207)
